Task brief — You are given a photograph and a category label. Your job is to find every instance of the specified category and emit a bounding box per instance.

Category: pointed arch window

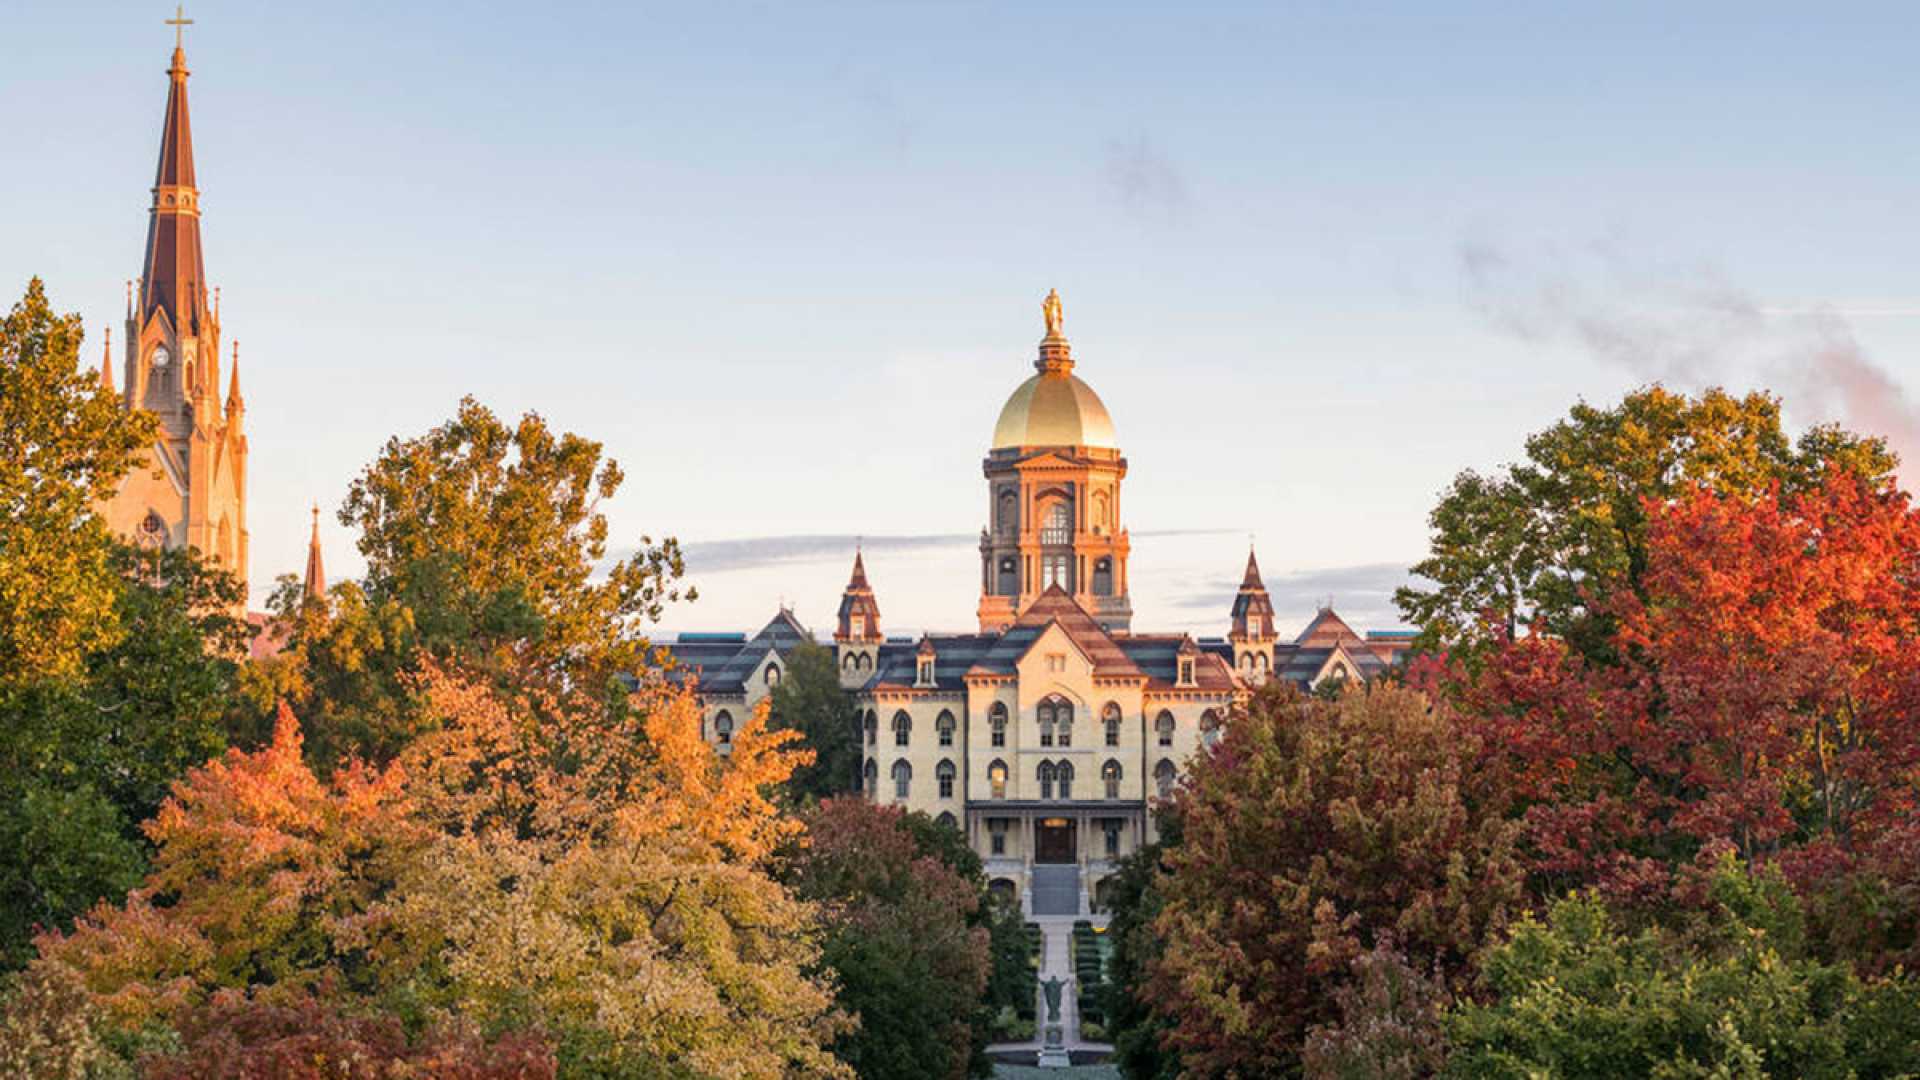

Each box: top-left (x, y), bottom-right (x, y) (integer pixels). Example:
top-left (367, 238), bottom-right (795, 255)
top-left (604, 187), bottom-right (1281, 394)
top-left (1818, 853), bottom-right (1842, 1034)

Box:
top-left (863, 758), bottom-right (878, 797)
top-left (1201, 709), bottom-right (1222, 748)
top-left (990, 702), bottom-right (1008, 748)
top-left (1103, 759), bottom-right (1122, 799)
top-left (892, 760), bottom-right (912, 799)
top-left (937, 710), bottom-right (956, 747)
top-left (893, 711), bottom-right (912, 747)
top-left (1155, 758), bottom-right (1177, 797)
top-left (1155, 710), bottom-right (1175, 747)
top-left (1103, 702), bottom-right (1122, 747)
top-left (937, 759), bottom-right (956, 799)
top-left (714, 710), bottom-right (734, 745)
top-left (864, 711), bottom-right (878, 746)
top-left (764, 662), bottom-right (781, 687)
top-left (1057, 760), bottom-right (1074, 800)
top-left (936, 811), bottom-right (958, 830)
top-left (1037, 760), bottom-right (1056, 800)
top-left (989, 759), bottom-right (1008, 800)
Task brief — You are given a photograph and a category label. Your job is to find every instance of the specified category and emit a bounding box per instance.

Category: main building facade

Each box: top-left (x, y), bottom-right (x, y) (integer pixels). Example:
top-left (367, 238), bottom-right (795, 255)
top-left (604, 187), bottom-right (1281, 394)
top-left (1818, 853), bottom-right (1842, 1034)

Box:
top-left (673, 294), bottom-right (1410, 915)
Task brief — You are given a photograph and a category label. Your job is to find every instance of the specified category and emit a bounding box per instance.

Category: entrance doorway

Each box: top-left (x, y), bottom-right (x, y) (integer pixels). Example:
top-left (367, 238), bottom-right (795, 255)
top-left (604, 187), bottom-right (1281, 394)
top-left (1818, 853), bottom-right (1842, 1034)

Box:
top-left (1034, 817), bottom-right (1076, 864)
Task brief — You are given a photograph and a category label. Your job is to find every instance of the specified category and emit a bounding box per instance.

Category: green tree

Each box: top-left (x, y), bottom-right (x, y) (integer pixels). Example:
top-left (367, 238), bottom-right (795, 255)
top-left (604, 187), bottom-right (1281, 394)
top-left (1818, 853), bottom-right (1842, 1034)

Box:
top-left (1445, 858), bottom-right (1920, 1079)
top-left (1397, 386), bottom-right (1895, 663)
top-left (0, 278), bottom-right (154, 690)
top-left (767, 639), bottom-right (860, 802)
top-left (1102, 815), bottom-right (1183, 1080)
top-left (268, 396), bottom-right (693, 768)
top-left (785, 799), bottom-right (992, 1080)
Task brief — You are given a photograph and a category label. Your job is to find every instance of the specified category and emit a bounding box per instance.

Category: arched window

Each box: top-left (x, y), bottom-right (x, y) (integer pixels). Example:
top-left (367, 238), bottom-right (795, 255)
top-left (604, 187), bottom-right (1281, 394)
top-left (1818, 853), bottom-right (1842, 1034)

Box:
top-left (990, 702), bottom-right (1008, 748)
top-left (936, 811), bottom-right (958, 830)
top-left (1241, 652), bottom-right (1255, 673)
top-left (863, 757), bottom-right (878, 795)
top-left (989, 760), bottom-right (1008, 800)
top-left (892, 760), bottom-right (912, 799)
top-left (1102, 759), bottom-right (1122, 799)
top-left (1041, 500), bottom-right (1072, 545)
top-left (1037, 760), bottom-right (1056, 800)
top-left (858, 653), bottom-right (873, 672)
top-left (937, 759), bottom-right (956, 799)
top-left (843, 652), bottom-right (858, 673)
top-left (764, 662), bottom-right (781, 687)
top-left (1201, 709), bottom-right (1222, 748)
top-left (893, 711), bottom-right (912, 747)
top-left (1058, 761), bottom-right (1075, 800)
top-left (1092, 556), bottom-right (1113, 595)
top-left (864, 711), bottom-right (878, 746)
top-left (1038, 701), bottom-right (1055, 747)
top-left (714, 710), bottom-right (734, 745)
top-left (1092, 491), bottom-right (1110, 532)
top-left (1051, 697), bottom-right (1074, 747)
top-left (937, 710), bottom-right (956, 747)
top-left (1103, 702), bottom-right (1122, 747)
top-left (1155, 758), bottom-right (1177, 797)
top-left (997, 489), bottom-right (1018, 535)
top-left (1155, 710), bottom-right (1175, 747)
top-left (1257, 653), bottom-right (1270, 674)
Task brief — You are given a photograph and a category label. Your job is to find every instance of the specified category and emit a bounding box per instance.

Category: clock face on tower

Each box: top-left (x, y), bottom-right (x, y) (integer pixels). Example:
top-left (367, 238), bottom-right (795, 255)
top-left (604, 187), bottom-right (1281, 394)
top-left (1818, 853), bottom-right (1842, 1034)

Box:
top-left (151, 346), bottom-right (171, 371)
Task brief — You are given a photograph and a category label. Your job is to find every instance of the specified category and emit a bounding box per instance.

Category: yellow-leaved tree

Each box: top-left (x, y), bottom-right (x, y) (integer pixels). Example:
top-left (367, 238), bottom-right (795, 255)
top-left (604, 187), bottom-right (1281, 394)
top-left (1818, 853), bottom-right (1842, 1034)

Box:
top-left (10, 669), bottom-right (851, 1079)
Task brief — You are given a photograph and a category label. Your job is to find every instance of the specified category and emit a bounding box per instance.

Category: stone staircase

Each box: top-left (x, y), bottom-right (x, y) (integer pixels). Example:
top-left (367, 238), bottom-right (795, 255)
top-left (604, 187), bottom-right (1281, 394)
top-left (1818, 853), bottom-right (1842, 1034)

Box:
top-left (1029, 864), bottom-right (1080, 916)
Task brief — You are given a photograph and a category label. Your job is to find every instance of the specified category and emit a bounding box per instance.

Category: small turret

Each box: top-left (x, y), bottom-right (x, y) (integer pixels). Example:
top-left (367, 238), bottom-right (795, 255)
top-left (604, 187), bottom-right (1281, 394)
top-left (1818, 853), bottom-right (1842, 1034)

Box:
top-left (1229, 546), bottom-right (1278, 683)
top-left (835, 548), bottom-right (884, 688)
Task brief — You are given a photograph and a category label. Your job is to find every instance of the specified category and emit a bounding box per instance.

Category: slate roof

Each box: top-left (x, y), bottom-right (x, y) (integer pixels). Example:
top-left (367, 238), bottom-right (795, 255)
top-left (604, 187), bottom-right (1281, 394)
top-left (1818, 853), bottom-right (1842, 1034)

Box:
top-left (664, 609), bottom-right (814, 694)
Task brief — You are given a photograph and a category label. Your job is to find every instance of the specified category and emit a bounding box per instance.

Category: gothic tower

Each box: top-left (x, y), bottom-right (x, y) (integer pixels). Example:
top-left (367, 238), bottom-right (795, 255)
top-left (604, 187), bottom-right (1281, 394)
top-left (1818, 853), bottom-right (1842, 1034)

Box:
top-left (100, 29), bottom-right (249, 601)
top-left (977, 291), bottom-right (1132, 633)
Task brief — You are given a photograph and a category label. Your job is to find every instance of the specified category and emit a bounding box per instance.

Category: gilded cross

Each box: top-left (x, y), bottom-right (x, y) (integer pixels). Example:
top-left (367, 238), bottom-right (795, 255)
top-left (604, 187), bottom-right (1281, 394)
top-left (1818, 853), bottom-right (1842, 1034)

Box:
top-left (166, 5), bottom-right (193, 49)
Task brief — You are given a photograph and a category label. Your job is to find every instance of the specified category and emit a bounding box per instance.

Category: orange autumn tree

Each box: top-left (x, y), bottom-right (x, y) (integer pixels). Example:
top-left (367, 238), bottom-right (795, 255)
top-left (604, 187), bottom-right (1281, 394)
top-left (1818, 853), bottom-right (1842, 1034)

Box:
top-left (1459, 467), bottom-right (1920, 945)
top-left (15, 669), bottom-right (851, 1079)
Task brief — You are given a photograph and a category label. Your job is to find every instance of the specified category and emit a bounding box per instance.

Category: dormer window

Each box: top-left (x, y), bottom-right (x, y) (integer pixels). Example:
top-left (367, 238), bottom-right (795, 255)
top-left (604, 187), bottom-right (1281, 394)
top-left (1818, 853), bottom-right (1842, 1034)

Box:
top-left (917, 659), bottom-right (935, 685)
top-left (1178, 659), bottom-right (1195, 686)
top-left (765, 663), bottom-right (781, 687)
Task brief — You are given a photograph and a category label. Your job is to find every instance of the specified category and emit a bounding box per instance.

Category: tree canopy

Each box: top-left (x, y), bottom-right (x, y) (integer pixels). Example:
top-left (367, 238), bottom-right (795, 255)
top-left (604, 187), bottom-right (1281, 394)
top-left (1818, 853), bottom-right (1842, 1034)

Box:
top-left (1397, 386), bottom-right (1895, 662)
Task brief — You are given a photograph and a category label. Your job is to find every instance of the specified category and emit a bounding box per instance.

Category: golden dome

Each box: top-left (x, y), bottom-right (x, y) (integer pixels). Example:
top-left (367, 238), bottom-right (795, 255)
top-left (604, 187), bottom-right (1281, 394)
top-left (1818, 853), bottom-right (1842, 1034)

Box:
top-left (991, 289), bottom-right (1117, 450)
top-left (992, 370), bottom-right (1118, 450)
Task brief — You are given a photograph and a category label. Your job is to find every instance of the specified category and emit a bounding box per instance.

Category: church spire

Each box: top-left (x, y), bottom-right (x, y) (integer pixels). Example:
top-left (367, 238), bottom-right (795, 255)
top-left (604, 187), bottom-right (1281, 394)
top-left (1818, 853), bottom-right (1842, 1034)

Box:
top-left (1241, 546), bottom-right (1264, 589)
top-left (303, 505), bottom-right (326, 602)
top-left (226, 342), bottom-right (243, 412)
top-left (100, 327), bottom-right (114, 393)
top-left (141, 8), bottom-right (208, 336)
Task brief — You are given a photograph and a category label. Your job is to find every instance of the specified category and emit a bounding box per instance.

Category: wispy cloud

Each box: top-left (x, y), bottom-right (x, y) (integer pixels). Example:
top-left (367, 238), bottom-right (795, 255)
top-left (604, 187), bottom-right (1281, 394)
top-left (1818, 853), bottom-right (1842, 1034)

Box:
top-left (673, 528), bottom-right (1240, 577)
top-left (1459, 237), bottom-right (1920, 476)
top-left (1162, 561), bottom-right (1416, 636)
top-left (1101, 134), bottom-right (1190, 222)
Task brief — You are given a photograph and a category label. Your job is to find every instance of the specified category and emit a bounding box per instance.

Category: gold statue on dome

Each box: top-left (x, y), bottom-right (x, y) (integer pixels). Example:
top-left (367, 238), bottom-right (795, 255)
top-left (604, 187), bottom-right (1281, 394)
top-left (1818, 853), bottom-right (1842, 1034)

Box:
top-left (1042, 288), bottom-right (1064, 337)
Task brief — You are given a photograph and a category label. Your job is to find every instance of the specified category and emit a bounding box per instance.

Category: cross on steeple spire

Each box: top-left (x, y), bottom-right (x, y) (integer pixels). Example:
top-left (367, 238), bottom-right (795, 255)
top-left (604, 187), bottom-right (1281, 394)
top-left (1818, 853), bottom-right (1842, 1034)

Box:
top-left (167, 5), bottom-right (193, 50)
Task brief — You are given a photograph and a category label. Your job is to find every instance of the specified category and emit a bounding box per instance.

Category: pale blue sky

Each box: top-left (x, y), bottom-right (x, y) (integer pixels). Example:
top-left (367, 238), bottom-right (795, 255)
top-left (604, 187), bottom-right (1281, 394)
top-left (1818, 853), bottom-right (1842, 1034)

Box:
top-left (9, 2), bottom-right (1920, 636)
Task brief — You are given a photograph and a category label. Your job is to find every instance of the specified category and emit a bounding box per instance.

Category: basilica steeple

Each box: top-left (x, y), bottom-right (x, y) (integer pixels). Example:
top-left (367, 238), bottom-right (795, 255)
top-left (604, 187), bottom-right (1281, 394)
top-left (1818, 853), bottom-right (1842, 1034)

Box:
top-left (101, 11), bottom-right (250, 609)
top-left (141, 18), bottom-right (209, 340)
